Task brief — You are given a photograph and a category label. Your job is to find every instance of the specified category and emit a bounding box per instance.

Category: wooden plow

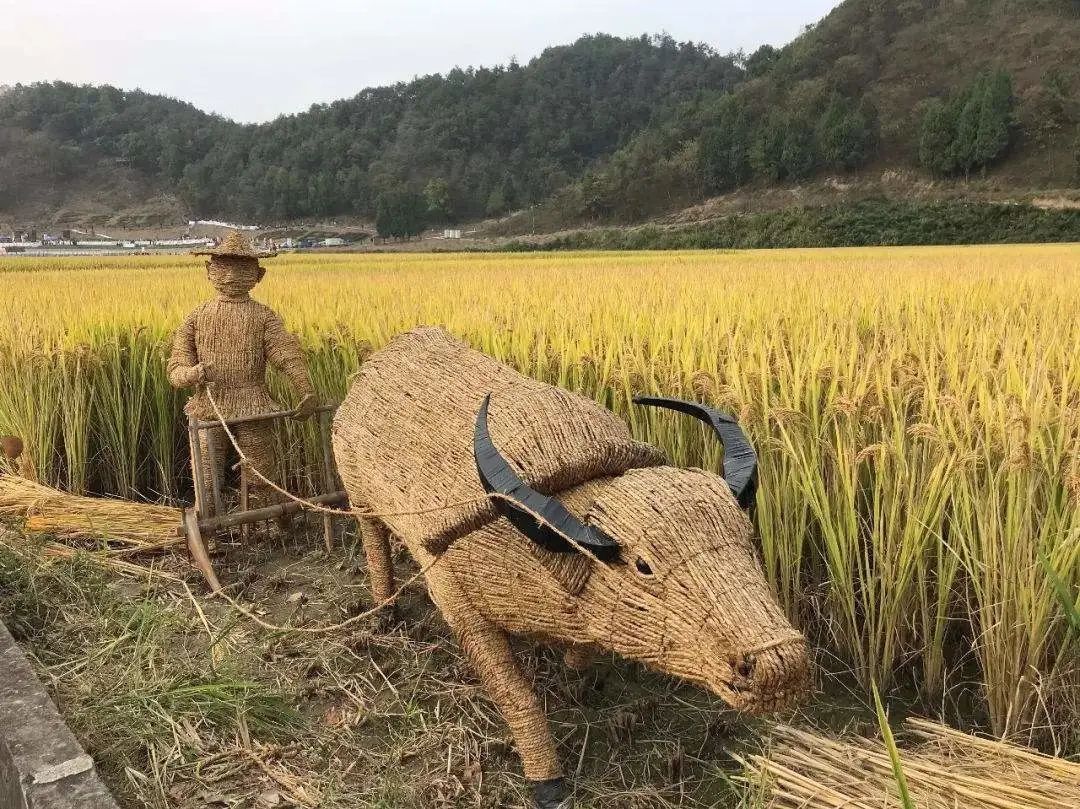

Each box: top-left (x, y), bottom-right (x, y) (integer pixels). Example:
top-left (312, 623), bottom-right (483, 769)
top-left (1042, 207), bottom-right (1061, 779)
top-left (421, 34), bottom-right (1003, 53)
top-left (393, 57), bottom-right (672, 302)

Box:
top-left (180, 404), bottom-right (348, 592)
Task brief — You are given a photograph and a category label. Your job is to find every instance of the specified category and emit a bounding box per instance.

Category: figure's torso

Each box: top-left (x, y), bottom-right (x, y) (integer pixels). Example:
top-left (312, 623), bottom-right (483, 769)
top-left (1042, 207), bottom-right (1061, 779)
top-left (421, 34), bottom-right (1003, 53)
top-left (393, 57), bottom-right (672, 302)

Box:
top-left (184, 297), bottom-right (281, 417)
top-left (191, 298), bottom-right (271, 386)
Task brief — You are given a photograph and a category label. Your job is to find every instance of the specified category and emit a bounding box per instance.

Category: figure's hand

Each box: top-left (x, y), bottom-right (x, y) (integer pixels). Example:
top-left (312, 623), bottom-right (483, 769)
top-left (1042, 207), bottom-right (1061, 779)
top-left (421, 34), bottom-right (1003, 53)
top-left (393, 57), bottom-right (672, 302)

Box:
top-left (292, 393), bottom-right (318, 421)
top-left (191, 362), bottom-right (215, 385)
top-left (177, 363), bottom-right (209, 387)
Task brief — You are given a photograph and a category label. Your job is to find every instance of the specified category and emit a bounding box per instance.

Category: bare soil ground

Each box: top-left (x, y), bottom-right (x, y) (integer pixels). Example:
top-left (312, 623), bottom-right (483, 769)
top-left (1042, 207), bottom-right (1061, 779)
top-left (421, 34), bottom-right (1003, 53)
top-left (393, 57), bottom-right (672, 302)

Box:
top-left (1, 519), bottom-right (870, 809)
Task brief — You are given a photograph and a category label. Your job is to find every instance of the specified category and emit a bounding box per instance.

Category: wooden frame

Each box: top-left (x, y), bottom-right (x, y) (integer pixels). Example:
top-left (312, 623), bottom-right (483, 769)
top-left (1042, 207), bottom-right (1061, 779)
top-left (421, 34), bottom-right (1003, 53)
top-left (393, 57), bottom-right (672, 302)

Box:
top-left (180, 405), bottom-right (347, 591)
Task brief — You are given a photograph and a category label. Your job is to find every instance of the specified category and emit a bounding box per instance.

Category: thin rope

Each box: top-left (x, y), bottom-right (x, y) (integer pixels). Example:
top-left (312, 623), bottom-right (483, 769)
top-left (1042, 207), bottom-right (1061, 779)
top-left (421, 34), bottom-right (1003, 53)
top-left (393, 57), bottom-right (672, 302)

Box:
top-left (201, 387), bottom-right (602, 634)
top-left (211, 563), bottom-right (435, 634)
top-left (204, 387), bottom-right (489, 519)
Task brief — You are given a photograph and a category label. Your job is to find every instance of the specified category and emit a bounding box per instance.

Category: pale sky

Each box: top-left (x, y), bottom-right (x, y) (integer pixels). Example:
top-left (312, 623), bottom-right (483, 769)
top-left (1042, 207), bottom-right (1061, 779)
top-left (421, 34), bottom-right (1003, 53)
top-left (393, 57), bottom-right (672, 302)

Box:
top-left (2, 1), bottom-right (838, 123)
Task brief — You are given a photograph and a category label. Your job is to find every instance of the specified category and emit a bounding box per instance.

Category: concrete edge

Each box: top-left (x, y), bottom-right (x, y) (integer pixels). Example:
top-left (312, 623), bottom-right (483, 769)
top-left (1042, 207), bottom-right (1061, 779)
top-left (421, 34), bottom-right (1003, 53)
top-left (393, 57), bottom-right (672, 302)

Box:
top-left (0, 619), bottom-right (120, 809)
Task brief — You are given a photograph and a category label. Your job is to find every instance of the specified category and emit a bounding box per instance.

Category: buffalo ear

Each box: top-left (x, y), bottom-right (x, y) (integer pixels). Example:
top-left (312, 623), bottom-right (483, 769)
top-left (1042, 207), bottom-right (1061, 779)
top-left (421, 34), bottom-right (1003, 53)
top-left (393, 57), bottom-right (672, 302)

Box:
top-left (633, 396), bottom-right (758, 509)
top-left (473, 393), bottom-right (622, 562)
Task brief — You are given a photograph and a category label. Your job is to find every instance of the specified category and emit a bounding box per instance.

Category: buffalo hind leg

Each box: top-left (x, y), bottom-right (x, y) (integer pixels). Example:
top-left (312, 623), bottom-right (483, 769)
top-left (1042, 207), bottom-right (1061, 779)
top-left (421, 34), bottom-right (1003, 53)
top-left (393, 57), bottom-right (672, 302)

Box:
top-left (563, 644), bottom-right (597, 671)
top-left (357, 517), bottom-right (397, 626)
top-left (454, 617), bottom-right (570, 808)
top-left (564, 644), bottom-right (607, 693)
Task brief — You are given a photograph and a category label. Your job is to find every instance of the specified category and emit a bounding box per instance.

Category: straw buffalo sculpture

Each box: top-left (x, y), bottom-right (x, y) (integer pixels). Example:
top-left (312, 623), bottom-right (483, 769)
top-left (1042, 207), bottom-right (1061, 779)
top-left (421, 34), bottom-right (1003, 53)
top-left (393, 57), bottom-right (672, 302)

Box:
top-left (332, 327), bottom-right (810, 809)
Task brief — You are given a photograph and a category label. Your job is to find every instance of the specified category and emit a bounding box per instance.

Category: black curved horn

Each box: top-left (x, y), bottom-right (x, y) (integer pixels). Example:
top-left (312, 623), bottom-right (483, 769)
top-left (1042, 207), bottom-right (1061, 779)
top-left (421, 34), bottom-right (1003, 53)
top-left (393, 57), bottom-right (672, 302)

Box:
top-left (474, 394), bottom-right (621, 562)
top-left (633, 395), bottom-right (758, 509)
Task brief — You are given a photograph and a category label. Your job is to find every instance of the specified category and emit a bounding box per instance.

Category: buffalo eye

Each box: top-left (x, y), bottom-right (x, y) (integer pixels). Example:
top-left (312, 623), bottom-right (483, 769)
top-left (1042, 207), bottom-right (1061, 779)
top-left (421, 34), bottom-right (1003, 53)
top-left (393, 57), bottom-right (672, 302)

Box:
top-left (634, 557), bottom-right (654, 576)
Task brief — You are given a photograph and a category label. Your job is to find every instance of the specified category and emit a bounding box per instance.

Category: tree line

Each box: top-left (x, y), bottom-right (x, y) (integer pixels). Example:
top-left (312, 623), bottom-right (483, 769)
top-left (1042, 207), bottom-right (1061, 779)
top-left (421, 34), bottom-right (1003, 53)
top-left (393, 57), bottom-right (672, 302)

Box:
top-left (919, 69), bottom-right (1015, 177)
top-left (0, 34), bottom-right (743, 224)
top-left (505, 200), bottom-right (1080, 251)
top-left (527, 0), bottom-right (1078, 226)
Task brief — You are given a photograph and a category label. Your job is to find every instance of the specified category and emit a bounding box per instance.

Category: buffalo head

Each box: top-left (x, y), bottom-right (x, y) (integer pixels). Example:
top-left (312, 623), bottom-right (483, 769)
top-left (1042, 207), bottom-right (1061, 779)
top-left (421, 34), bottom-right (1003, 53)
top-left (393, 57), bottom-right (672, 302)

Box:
top-left (475, 394), bottom-right (810, 713)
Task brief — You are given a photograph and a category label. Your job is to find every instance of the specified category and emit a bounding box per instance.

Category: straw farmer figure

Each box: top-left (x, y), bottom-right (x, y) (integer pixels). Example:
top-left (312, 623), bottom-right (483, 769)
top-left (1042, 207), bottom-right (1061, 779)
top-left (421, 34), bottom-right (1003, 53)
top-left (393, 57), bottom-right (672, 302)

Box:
top-left (167, 232), bottom-right (317, 519)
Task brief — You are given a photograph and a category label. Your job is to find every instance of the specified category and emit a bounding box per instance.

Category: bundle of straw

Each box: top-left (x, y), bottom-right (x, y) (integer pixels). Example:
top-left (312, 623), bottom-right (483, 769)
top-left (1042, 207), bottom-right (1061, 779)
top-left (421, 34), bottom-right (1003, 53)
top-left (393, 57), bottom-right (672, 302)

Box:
top-left (0, 475), bottom-right (182, 550)
top-left (20, 540), bottom-right (183, 581)
top-left (743, 718), bottom-right (1080, 809)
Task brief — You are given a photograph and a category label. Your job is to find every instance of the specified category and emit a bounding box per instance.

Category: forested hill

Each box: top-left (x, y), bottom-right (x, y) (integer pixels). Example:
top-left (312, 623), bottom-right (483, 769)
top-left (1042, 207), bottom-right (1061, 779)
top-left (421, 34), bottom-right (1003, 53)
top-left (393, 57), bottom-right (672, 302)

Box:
top-left (2, 0), bottom-right (1079, 231)
top-left (0, 35), bottom-right (742, 224)
top-left (541, 0), bottom-right (1080, 224)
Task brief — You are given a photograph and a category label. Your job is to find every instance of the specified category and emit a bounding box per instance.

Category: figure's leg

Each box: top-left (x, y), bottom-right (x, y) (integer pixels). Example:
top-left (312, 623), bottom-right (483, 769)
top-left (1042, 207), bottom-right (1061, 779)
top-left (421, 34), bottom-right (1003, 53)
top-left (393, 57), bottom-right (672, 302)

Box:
top-left (445, 604), bottom-right (567, 806)
top-left (358, 518), bottom-right (395, 605)
top-left (234, 422), bottom-right (285, 519)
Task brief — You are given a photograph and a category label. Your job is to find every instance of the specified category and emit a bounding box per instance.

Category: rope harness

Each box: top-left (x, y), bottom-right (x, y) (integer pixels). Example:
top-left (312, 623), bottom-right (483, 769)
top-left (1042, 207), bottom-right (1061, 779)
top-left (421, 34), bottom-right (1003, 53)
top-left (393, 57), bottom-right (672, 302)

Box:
top-left (202, 388), bottom-right (803, 657)
top-left (203, 387), bottom-right (595, 634)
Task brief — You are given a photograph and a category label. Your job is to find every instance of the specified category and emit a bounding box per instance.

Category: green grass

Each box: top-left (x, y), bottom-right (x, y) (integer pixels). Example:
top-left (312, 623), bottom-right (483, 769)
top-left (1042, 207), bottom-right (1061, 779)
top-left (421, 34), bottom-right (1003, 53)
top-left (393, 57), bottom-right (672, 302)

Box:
top-left (503, 201), bottom-right (1080, 251)
top-left (0, 540), bottom-right (301, 805)
top-left (873, 683), bottom-right (917, 809)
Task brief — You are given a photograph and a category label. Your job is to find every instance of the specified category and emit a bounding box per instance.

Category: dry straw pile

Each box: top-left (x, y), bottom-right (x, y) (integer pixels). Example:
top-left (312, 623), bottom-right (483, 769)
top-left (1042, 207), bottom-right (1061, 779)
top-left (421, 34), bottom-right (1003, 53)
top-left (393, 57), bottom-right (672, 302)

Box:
top-left (0, 475), bottom-right (182, 578)
top-left (0, 474), bottom-right (180, 545)
top-left (745, 718), bottom-right (1080, 809)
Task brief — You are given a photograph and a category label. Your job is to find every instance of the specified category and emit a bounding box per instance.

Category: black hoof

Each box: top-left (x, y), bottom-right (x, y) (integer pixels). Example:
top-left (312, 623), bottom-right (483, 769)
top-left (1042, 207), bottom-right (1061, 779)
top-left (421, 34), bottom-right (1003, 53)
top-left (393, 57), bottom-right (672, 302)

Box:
top-left (527, 777), bottom-right (572, 809)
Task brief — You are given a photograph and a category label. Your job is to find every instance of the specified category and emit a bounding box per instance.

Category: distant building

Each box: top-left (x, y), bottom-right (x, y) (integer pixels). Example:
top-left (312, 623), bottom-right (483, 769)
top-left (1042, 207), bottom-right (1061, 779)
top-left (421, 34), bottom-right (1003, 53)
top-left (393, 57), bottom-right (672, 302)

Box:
top-left (188, 219), bottom-right (259, 231)
top-left (443, 229), bottom-right (462, 239)
top-left (322, 237), bottom-right (346, 247)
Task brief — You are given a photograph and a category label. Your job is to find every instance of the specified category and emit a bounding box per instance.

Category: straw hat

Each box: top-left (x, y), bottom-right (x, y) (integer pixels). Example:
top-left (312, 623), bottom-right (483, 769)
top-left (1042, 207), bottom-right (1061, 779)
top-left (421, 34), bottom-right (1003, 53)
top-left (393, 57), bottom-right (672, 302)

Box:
top-left (193, 230), bottom-right (276, 259)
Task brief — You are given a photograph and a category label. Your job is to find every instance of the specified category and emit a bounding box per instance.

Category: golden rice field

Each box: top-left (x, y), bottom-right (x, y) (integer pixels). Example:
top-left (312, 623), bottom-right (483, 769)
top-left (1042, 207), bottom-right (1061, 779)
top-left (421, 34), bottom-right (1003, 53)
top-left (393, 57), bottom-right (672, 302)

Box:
top-left (1, 245), bottom-right (1078, 752)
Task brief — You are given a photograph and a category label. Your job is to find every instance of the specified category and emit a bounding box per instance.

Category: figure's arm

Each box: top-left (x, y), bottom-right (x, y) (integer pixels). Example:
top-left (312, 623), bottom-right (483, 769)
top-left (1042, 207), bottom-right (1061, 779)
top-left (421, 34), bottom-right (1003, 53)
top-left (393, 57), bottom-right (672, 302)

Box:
top-left (166, 314), bottom-right (210, 388)
top-left (264, 311), bottom-right (316, 417)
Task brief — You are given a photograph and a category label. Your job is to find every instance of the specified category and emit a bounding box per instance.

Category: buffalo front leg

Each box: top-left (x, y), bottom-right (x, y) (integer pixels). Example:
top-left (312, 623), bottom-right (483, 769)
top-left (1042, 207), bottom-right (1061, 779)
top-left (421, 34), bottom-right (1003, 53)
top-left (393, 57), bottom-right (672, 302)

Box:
top-left (453, 617), bottom-right (569, 808)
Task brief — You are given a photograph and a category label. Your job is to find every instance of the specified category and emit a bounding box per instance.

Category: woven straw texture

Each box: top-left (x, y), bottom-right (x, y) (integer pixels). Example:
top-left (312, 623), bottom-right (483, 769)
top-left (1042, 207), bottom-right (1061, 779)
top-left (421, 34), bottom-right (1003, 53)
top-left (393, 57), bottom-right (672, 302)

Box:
top-left (440, 467), bottom-right (808, 714)
top-left (333, 327), bottom-right (810, 784)
top-left (193, 230), bottom-right (275, 259)
top-left (332, 326), bottom-right (664, 553)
